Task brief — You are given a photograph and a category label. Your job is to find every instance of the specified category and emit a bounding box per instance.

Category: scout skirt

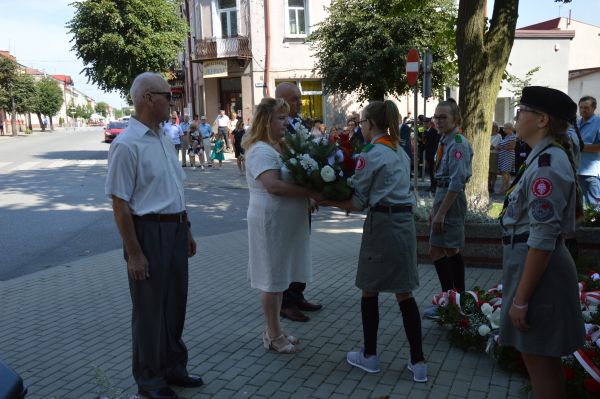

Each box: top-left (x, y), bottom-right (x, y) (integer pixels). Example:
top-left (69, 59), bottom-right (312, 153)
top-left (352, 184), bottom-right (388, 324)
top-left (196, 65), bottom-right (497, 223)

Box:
top-left (356, 210), bottom-right (419, 293)
top-left (429, 188), bottom-right (467, 248)
top-left (500, 241), bottom-right (585, 357)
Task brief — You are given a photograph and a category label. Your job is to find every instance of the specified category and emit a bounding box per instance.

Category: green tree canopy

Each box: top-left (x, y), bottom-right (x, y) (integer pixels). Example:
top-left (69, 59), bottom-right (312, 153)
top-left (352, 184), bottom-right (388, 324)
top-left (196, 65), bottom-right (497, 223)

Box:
top-left (0, 57), bottom-right (35, 114)
top-left (308, 0), bottom-right (457, 101)
top-left (95, 101), bottom-right (109, 117)
top-left (67, 0), bottom-right (187, 97)
top-left (33, 77), bottom-right (63, 118)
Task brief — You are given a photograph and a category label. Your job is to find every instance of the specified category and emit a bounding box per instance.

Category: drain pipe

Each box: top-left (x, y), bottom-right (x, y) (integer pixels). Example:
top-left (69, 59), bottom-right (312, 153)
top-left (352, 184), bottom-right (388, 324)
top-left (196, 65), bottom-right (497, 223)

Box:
top-left (184, 0), bottom-right (196, 115)
top-left (264, 0), bottom-right (271, 96)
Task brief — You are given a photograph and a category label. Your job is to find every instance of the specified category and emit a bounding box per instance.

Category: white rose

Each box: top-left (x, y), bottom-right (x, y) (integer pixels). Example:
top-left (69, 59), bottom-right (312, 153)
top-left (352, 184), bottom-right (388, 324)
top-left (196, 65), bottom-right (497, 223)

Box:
top-left (320, 165), bottom-right (336, 182)
top-left (290, 158), bottom-right (298, 166)
top-left (589, 305), bottom-right (598, 314)
top-left (487, 308), bottom-right (501, 329)
top-left (478, 324), bottom-right (491, 337)
top-left (480, 303), bottom-right (493, 316)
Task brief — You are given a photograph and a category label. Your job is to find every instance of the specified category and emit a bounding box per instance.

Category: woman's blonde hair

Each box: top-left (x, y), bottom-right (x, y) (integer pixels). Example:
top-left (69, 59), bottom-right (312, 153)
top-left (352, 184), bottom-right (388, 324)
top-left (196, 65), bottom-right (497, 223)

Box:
top-left (363, 100), bottom-right (401, 146)
top-left (242, 97), bottom-right (289, 150)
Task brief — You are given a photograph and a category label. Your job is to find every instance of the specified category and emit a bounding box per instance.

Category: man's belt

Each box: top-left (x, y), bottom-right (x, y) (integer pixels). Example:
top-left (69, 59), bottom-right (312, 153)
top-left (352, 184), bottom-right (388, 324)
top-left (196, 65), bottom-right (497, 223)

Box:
top-left (371, 205), bottom-right (413, 213)
top-left (436, 181), bottom-right (450, 188)
top-left (134, 211), bottom-right (187, 223)
top-left (502, 233), bottom-right (529, 245)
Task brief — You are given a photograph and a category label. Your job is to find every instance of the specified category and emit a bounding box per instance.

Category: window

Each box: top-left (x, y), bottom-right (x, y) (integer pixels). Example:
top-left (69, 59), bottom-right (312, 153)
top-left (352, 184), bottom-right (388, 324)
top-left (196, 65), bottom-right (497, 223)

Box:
top-left (275, 79), bottom-right (323, 120)
top-left (217, 0), bottom-right (238, 38)
top-left (286, 0), bottom-right (307, 36)
top-left (193, 2), bottom-right (201, 38)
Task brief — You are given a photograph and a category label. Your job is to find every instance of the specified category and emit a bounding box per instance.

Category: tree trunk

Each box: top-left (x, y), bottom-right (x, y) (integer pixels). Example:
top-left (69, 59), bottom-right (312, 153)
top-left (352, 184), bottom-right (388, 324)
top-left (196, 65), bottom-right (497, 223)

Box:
top-left (457, 0), bottom-right (519, 211)
top-left (10, 96), bottom-right (17, 136)
top-left (36, 112), bottom-right (45, 132)
top-left (49, 116), bottom-right (54, 131)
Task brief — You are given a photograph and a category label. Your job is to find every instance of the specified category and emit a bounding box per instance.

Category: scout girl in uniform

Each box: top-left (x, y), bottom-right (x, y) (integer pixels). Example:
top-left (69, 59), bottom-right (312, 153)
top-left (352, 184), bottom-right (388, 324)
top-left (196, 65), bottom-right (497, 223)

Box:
top-left (324, 100), bottom-right (427, 381)
top-left (424, 99), bottom-right (473, 319)
top-left (499, 86), bottom-right (585, 399)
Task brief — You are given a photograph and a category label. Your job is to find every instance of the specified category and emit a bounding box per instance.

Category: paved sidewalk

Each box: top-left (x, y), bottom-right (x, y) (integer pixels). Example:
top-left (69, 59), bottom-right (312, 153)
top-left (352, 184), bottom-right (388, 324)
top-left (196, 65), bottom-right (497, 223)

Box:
top-left (0, 206), bottom-right (525, 399)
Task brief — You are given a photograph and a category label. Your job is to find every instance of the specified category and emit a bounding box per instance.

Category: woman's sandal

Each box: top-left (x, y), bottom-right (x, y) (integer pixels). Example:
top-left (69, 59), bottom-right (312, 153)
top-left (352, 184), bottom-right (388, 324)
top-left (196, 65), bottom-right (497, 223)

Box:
top-left (262, 331), bottom-right (300, 353)
top-left (263, 327), bottom-right (299, 345)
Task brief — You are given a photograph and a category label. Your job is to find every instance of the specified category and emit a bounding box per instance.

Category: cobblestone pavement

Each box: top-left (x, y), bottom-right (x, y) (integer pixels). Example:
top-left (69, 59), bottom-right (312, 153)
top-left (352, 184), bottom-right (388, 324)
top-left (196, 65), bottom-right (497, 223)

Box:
top-left (0, 157), bottom-right (526, 399)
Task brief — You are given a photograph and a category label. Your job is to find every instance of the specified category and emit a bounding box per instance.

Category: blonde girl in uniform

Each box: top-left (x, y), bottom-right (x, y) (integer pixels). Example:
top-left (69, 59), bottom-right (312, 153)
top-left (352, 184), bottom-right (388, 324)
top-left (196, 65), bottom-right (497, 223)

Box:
top-left (499, 86), bottom-right (585, 399)
top-left (324, 100), bottom-right (427, 381)
top-left (424, 99), bottom-right (473, 319)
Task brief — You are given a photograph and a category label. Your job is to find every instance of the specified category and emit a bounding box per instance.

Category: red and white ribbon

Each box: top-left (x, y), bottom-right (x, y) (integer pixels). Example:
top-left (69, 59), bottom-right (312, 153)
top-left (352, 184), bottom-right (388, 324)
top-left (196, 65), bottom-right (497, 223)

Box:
top-left (574, 349), bottom-right (600, 383)
top-left (582, 291), bottom-right (600, 306)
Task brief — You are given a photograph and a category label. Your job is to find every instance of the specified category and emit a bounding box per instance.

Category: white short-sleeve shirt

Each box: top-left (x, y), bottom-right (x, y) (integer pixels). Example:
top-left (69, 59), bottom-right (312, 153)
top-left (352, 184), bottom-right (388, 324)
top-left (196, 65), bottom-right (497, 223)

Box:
top-left (105, 117), bottom-right (186, 215)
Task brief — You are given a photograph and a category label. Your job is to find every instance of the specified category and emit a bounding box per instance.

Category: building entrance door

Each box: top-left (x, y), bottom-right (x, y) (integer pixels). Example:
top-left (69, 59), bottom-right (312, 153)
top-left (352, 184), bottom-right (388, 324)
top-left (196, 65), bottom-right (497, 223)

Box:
top-left (219, 78), bottom-right (242, 119)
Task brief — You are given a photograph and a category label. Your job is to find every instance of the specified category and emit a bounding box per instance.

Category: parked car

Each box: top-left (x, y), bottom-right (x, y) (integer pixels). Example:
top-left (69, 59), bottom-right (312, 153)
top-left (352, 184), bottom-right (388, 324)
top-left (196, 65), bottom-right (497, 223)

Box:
top-left (104, 121), bottom-right (128, 143)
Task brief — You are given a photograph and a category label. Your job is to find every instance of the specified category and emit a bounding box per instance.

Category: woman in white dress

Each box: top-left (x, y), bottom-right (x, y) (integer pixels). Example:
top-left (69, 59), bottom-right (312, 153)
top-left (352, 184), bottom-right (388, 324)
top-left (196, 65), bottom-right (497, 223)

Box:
top-left (243, 97), bottom-right (321, 353)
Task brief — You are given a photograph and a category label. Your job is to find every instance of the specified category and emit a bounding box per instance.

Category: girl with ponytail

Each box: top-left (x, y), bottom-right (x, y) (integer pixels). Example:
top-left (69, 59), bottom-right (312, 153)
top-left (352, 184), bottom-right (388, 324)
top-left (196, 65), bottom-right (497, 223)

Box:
top-left (499, 86), bottom-right (585, 399)
top-left (322, 100), bottom-right (427, 381)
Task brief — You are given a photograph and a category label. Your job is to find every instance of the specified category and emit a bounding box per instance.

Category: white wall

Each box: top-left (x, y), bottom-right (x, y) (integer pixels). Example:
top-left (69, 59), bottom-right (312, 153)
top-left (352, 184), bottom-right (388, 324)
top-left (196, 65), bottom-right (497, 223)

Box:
top-left (498, 36), bottom-right (572, 98)
top-left (556, 18), bottom-right (600, 71)
top-left (569, 70), bottom-right (600, 104)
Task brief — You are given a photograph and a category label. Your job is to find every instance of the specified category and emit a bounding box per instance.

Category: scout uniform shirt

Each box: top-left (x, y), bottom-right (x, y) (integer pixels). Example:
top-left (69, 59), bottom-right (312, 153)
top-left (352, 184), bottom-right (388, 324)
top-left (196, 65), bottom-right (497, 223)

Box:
top-left (433, 128), bottom-right (473, 192)
top-left (501, 136), bottom-right (576, 251)
top-left (351, 133), bottom-right (415, 210)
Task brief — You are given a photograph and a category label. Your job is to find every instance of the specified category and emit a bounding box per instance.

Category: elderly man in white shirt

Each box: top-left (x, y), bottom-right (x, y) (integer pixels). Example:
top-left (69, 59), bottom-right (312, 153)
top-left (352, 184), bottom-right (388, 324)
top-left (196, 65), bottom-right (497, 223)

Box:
top-left (214, 109), bottom-right (231, 150)
top-left (105, 72), bottom-right (202, 399)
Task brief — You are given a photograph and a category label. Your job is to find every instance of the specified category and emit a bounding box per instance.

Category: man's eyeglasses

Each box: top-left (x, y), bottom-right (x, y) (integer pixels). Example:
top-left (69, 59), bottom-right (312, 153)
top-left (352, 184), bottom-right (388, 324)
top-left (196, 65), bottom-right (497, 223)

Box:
top-left (516, 108), bottom-right (541, 121)
top-left (432, 115), bottom-right (448, 121)
top-left (150, 91), bottom-right (173, 102)
top-left (358, 119), bottom-right (368, 125)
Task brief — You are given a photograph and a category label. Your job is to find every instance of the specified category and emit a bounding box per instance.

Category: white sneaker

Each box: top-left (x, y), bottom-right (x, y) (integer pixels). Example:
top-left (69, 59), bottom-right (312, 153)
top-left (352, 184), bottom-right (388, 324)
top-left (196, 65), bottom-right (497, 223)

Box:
top-left (346, 348), bottom-right (380, 373)
top-left (407, 361), bottom-right (428, 382)
top-left (423, 305), bottom-right (439, 320)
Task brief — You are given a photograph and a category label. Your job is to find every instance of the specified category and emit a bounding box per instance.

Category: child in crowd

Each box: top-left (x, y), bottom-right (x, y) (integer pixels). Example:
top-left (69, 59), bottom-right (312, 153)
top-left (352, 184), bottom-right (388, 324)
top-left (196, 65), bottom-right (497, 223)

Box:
top-left (211, 132), bottom-right (225, 168)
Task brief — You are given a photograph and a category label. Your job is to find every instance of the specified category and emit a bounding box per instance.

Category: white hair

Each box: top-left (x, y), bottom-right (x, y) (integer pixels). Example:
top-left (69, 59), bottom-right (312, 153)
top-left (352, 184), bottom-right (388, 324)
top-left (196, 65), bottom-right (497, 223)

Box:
top-left (130, 72), bottom-right (165, 108)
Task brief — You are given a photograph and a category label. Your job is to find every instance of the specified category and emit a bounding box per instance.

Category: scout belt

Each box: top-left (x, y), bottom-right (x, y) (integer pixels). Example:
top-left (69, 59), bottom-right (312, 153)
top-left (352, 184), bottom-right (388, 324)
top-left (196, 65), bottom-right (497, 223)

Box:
top-left (371, 205), bottom-right (413, 213)
top-left (502, 233), bottom-right (529, 245)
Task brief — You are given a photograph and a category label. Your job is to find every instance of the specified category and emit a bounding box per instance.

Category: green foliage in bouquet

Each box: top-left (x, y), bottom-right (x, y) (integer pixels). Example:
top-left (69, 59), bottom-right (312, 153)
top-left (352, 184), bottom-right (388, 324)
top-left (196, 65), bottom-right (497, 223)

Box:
top-left (280, 131), bottom-right (353, 201)
top-left (437, 287), bottom-right (500, 351)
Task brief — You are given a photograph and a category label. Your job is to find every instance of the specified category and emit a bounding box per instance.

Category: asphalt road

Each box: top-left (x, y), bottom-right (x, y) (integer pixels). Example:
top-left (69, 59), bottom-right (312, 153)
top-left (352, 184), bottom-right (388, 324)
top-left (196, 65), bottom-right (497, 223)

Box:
top-left (0, 127), bottom-right (253, 280)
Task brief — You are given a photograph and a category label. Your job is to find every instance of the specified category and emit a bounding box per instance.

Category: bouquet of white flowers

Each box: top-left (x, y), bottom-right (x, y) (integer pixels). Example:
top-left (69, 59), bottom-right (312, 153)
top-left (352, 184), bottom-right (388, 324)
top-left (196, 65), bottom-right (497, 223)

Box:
top-left (280, 126), bottom-right (353, 201)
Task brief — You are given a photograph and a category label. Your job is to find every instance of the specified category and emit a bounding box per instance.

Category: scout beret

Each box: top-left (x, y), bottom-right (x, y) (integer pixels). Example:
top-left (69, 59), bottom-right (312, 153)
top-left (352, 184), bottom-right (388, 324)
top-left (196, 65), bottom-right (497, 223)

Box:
top-left (519, 86), bottom-right (577, 122)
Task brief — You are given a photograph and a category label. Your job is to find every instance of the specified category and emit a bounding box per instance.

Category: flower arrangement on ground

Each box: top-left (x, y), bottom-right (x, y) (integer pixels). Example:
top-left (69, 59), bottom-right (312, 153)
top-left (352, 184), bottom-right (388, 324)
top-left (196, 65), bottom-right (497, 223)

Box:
top-left (280, 127), bottom-right (354, 201)
top-left (433, 272), bottom-right (600, 398)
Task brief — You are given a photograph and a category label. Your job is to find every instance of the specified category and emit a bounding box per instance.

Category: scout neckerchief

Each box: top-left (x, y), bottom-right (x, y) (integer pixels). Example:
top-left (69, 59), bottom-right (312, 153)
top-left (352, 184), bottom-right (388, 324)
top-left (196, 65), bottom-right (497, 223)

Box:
top-left (498, 140), bottom-right (568, 220)
top-left (434, 142), bottom-right (444, 172)
top-left (373, 134), bottom-right (397, 151)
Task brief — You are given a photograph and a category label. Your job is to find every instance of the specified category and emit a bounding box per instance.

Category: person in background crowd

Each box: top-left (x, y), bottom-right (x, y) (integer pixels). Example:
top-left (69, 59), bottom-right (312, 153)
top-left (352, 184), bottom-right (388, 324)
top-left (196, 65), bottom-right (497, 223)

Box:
top-left (179, 115), bottom-right (191, 167)
top-left (488, 122), bottom-right (501, 194)
top-left (323, 100), bottom-right (427, 381)
top-left (164, 115), bottom-right (184, 154)
top-left (423, 118), bottom-right (440, 192)
top-left (232, 119), bottom-right (246, 175)
top-left (215, 110), bottom-right (231, 151)
top-left (329, 126), bottom-right (340, 142)
top-left (210, 132), bottom-right (225, 168)
top-left (423, 99), bottom-right (473, 320)
top-left (275, 81), bottom-right (323, 322)
top-left (577, 95), bottom-right (600, 210)
top-left (199, 116), bottom-right (213, 168)
top-left (105, 72), bottom-right (202, 399)
top-left (228, 112), bottom-right (238, 153)
top-left (499, 86), bottom-right (585, 399)
top-left (514, 137), bottom-right (532, 175)
top-left (498, 123), bottom-right (517, 194)
top-left (188, 123), bottom-right (201, 169)
top-left (311, 120), bottom-right (326, 137)
top-left (243, 97), bottom-right (322, 353)
top-left (348, 117), bottom-right (365, 148)
top-left (400, 118), bottom-right (413, 162)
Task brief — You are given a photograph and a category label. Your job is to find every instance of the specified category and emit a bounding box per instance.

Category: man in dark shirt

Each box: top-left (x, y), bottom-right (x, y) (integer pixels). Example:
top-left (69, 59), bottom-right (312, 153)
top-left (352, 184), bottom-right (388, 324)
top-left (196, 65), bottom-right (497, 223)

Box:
top-left (423, 118), bottom-right (439, 192)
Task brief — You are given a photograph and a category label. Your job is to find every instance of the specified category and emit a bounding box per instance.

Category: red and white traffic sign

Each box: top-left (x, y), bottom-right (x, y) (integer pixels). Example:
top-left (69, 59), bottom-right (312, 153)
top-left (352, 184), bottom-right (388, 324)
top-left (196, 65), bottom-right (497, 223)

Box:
top-left (406, 48), bottom-right (420, 86)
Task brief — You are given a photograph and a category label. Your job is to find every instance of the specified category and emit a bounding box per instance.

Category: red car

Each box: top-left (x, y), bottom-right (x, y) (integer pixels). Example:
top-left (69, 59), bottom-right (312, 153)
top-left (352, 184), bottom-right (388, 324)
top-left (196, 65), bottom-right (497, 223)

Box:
top-left (104, 121), bottom-right (128, 143)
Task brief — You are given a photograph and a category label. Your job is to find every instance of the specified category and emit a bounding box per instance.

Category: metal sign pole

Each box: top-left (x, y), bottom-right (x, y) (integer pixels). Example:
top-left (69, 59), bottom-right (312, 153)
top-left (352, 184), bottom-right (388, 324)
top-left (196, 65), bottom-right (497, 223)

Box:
top-left (413, 85), bottom-right (419, 202)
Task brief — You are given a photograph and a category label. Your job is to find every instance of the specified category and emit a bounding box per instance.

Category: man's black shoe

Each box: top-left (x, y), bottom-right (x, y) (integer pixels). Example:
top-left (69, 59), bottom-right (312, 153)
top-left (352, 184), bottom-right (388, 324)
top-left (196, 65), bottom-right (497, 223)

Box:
top-left (298, 299), bottom-right (323, 312)
top-left (138, 386), bottom-right (179, 399)
top-left (280, 307), bottom-right (309, 322)
top-left (166, 374), bottom-right (204, 388)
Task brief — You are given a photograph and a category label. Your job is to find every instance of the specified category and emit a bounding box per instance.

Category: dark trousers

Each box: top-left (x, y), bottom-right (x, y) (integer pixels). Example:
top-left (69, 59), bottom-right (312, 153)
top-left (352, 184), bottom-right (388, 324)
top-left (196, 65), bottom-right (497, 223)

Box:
top-left (282, 282), bottom-right (306, 309)
top-left (218, 126), bottom-right (230, 148)
top-left (125, 218), bottom-right (189, 389)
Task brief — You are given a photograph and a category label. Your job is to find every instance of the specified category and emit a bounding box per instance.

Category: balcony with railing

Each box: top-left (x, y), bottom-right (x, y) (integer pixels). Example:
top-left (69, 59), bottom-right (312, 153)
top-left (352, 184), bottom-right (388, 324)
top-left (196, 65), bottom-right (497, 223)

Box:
top-left (193, 36), bottom-right (252, 62)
